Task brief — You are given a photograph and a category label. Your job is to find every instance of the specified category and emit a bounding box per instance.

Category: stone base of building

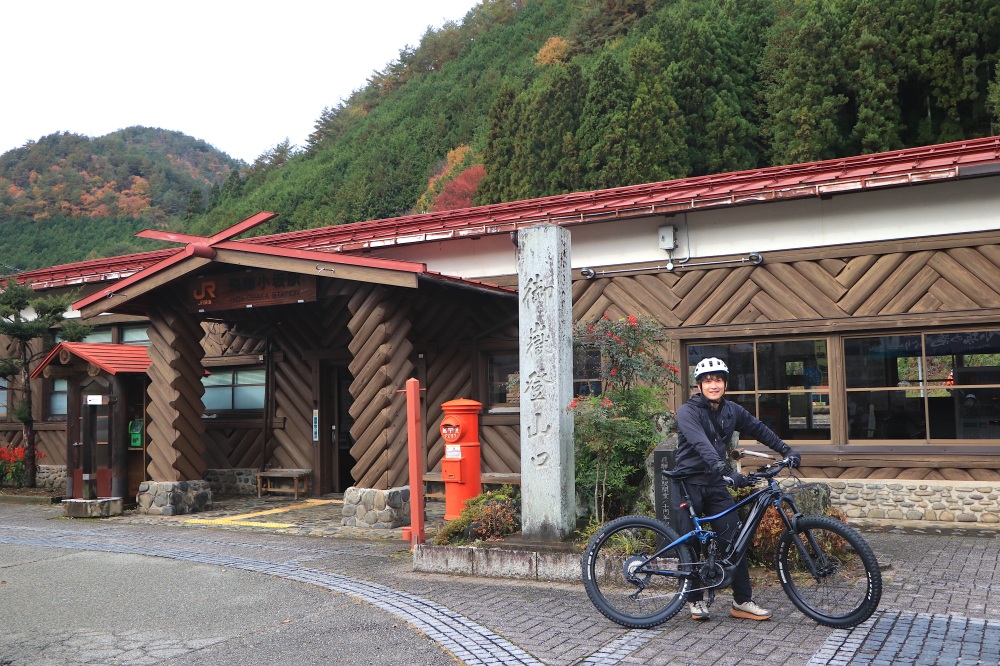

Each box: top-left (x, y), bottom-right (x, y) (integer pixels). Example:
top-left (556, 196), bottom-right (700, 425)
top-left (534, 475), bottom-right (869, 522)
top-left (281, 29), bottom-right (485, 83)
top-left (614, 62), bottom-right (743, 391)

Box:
top-left (203, 468), bottom-right (258, 496)
top-left (37, 465), bottom-right (67, 492)
top-left (341, 486), bottom-right (410, 528)
top-left (62, 497), bottom-right (123, 518)
top-left (136, 481), bottom-right (213, 516)
top-left (791, 478), bottom-right (1000, 523)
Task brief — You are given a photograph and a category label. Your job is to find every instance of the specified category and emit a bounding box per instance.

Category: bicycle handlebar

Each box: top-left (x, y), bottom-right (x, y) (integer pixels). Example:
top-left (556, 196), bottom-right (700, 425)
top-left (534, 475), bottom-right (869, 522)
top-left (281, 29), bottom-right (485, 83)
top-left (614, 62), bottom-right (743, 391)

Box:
top-left (746, 457), bottom-right (795, 481)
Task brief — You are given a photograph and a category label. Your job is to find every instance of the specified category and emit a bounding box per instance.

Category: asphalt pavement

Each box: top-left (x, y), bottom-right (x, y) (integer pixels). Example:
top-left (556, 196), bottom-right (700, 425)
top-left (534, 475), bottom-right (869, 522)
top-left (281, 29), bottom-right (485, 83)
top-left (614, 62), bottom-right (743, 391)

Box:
top-left (2, 496), bottom-right (1000, 666)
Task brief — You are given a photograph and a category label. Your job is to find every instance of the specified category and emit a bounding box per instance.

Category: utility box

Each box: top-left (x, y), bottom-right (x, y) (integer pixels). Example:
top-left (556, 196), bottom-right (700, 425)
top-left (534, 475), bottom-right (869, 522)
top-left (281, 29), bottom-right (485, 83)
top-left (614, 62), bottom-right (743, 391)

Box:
top-left (129, 420), bottom-right (143, 449)
top-left (439, 398), bottom-right (483, 520)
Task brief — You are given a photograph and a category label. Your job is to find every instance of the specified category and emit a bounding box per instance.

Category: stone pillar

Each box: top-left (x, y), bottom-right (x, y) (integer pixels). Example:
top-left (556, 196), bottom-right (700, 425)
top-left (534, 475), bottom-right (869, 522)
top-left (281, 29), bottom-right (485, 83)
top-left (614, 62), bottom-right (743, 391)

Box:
top-left (517, 223), bottom-right (574, 540)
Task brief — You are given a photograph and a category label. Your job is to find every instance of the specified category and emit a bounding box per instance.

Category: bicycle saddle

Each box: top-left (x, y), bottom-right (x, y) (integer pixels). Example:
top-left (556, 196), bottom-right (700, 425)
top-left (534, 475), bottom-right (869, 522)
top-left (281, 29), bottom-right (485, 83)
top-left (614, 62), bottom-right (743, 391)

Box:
top-left (662, 469), bottom-right (697, 480)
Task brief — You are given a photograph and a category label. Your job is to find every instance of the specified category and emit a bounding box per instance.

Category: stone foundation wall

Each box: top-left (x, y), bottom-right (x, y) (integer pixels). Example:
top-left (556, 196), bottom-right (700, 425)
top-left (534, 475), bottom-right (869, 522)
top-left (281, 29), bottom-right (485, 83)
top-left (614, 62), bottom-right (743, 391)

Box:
top-left (36, 465), bottom-right (67, 492)
top-left (203, 468), bottom-right (258, 496)
top-left (136, 481), bottom-right (213, 516)
top-left (341, 486), bottom-right (410, 528)
top-left (792, 478), bottom-right (1000, 523)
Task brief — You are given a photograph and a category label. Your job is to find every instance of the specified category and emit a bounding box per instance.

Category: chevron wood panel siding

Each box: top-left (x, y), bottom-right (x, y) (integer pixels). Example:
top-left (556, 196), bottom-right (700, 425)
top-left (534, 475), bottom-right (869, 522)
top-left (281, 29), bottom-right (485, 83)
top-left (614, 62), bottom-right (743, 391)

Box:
top-left (572, 240), bottom-right (1000, 481)
top-left (145, 293), bottom-right (206, 482)
top-left (574, 243), bottom-right (1000, 329)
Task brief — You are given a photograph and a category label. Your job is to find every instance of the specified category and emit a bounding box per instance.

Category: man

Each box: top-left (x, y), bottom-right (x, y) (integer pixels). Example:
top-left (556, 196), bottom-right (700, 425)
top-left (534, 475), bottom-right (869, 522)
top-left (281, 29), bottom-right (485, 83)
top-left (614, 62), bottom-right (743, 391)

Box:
top-left (672, 357), bottom-right (802, 622)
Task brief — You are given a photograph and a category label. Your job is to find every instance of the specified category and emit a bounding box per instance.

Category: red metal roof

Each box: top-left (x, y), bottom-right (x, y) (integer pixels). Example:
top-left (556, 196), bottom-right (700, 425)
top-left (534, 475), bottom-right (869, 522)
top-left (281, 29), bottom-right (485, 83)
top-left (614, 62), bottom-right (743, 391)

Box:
top-left (31, 342), bottom-right (151, 378)
top-left (10, 135), bottom-right (1000, 291)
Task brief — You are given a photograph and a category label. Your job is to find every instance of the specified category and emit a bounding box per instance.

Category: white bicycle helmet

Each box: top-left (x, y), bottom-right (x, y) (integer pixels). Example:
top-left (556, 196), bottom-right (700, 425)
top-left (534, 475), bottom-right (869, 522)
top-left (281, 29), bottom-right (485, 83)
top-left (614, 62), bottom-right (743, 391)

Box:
top-left (693, 357), bottom-right (729, 381)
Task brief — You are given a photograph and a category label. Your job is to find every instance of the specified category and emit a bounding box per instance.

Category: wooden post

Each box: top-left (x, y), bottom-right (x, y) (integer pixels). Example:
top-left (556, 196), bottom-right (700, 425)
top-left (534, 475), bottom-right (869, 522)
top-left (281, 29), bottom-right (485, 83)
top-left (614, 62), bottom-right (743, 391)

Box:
top-left (402, 377), bottom-right (425, 548)
top-left (81, 398), bottom-right (98, 500)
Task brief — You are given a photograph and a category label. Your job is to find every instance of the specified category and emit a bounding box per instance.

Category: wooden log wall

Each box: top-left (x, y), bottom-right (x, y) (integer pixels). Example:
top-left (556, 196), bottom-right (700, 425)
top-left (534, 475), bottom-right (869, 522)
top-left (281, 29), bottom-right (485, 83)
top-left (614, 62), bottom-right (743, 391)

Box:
top-left (411, 287), bottom-right (520, 477)
top-left (346, 285), bottom-right (414, 489)
top-left (145, 292), bottom-right (207, 481)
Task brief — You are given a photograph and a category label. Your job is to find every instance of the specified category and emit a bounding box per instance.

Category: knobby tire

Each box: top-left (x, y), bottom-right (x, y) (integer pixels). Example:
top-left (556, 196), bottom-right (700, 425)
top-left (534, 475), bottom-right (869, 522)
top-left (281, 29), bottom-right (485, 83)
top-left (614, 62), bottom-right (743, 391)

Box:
top-left (776, 515), bottom-right (882, 628)
top-left (581, 515), bottom-right (692, 628)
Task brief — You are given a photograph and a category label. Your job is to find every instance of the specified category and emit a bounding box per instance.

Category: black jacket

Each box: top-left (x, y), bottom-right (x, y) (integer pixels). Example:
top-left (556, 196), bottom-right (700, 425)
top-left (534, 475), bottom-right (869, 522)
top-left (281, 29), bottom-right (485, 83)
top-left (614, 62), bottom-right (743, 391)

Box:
top-left (673, 393), bottom-right (790, 485)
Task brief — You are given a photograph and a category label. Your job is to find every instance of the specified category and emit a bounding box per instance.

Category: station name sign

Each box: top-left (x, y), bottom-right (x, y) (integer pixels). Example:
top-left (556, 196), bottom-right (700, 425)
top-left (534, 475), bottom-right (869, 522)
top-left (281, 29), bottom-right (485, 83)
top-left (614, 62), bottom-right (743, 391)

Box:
top-left (189, 271), bottom-right (317, 311)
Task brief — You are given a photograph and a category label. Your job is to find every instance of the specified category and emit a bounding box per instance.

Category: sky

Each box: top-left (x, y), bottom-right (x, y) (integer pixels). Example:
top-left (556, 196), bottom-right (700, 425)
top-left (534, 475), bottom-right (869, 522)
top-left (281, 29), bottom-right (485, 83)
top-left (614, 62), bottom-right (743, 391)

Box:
top-left (2, 1), bottom-right (481, 163)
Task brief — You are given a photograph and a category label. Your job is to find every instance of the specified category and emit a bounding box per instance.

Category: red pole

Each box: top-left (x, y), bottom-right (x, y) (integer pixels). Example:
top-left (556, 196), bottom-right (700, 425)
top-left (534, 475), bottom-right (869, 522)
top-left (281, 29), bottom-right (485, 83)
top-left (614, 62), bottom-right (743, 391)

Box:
top-left (404, 377), bottom-right (425, 548)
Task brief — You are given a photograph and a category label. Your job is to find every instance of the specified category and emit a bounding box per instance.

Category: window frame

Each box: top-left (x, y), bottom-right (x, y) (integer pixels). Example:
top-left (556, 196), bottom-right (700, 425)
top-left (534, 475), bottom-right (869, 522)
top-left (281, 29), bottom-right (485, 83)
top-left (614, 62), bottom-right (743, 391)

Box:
top-left (201, 366), bottom-right (266, 413)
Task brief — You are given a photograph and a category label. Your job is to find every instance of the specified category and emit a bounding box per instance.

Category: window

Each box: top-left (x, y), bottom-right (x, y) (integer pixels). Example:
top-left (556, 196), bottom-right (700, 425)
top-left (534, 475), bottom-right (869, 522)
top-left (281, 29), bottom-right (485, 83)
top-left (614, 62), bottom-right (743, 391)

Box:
top-left (121, 326), bottom-right (150, 346)
top-left (82, 328), bottom-right (113, 343)
top-left (0, 377), bottom-right (7, 418)
top-left (202, 368), bottom-right (266, 411)
top-left (485, 349), bottom-right (604, 409)
top-left (845, 330), bottom-right (1000, 440)
top-left (688, 340), bottom-right (830, 441)
top-left (49, 378), bottom-right (68, 418)
top-left (487, 353), bottom-right (519, 408)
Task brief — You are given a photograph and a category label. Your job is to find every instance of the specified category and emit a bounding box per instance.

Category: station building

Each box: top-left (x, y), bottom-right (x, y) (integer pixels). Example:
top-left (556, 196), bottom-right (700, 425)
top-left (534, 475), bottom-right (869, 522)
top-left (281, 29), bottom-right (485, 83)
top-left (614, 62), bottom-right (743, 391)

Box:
top-left (9, 135), bottom-right (1000, 518)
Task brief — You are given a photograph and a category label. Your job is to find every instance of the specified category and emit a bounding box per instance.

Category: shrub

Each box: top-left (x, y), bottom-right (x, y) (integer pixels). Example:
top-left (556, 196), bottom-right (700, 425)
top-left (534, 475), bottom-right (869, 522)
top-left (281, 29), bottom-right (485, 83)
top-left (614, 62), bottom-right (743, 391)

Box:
top-left (571, 313), bottom-right (679, 522)
top-left (433, 486), bottom-right (521, 546)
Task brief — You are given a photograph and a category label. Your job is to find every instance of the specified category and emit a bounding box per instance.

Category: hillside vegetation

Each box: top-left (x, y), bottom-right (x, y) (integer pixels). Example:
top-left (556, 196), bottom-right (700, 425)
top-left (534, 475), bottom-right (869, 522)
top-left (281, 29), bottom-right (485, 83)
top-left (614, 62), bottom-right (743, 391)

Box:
top-left (0, 127), bottom-right (240, 270)
top-left (3, 0), bottom-right (1000, 270)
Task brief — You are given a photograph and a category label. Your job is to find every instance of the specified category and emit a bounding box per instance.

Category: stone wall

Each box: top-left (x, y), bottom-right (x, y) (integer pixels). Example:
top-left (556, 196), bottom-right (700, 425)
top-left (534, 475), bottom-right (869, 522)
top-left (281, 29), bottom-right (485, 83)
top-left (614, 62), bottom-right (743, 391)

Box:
top-left (136, 480), bottom-right (213, 516)
top-left (36, 465), bottom-right (67, 492)
top-left (792, 478), bottom-right (1000, 524)
top-left (203, 468), bottom-right (258, 496)
top-left (341, 486), bottom-right (410, 528)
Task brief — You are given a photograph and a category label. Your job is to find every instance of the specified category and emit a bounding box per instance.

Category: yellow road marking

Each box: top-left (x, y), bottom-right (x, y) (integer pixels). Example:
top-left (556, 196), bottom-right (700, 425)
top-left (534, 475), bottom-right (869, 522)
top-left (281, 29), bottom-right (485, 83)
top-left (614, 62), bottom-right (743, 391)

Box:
top-left (182, 498), bottom-right (341, 528)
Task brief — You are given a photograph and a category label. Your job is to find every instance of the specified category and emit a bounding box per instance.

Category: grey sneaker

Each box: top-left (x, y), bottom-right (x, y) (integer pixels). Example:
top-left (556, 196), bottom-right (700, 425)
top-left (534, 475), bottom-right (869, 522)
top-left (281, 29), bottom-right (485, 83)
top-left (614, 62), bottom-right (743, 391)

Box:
top-left (730, 599), bottom-right (772, 620)
top-left (689, 600), bottom-right (710, 621)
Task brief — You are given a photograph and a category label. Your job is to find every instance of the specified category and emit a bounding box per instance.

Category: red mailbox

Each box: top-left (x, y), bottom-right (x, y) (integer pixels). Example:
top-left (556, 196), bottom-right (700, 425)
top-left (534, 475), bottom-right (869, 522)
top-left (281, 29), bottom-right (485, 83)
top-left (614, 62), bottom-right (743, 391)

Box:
top-left (439, 398), bottom-right (482, 521)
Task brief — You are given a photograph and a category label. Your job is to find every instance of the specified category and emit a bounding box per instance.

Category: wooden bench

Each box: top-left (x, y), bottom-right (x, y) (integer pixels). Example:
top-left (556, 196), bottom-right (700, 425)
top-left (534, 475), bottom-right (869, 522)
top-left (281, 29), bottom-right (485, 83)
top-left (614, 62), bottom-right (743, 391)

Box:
top-left (257, 469), bottom-right (312, 499)
top-left (422, 472), bottom-right (521, 497)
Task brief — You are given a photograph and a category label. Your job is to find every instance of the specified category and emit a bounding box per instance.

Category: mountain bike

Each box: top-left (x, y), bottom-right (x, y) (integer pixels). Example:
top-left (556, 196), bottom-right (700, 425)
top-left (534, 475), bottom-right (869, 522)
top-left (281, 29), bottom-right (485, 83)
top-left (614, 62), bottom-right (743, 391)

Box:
top-left (581, 455), bottom-right (882, 629)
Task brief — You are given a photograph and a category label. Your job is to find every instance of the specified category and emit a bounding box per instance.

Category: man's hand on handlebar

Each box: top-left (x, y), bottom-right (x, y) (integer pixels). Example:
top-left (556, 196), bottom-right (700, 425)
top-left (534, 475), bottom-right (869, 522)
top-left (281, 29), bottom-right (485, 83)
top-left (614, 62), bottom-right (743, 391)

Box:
top-left (723, 472), bottom-right (754, 488)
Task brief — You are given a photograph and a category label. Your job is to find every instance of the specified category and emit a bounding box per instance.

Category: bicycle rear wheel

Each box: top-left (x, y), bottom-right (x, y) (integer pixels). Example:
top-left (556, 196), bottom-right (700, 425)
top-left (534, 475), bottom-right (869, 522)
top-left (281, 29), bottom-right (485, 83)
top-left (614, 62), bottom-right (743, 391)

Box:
top-left (581, 515), bottom-right (692, 628)
top-left (776, 515), bottom-right (882, 628)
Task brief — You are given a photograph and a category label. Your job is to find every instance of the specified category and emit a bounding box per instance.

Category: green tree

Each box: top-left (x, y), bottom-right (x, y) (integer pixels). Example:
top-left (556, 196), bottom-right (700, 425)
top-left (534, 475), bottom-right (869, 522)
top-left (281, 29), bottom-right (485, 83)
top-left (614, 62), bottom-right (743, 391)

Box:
top-left (845, 0), bottom-right (903, 154)
top-left (0, 280), bottom-right (90, 487)
top-left (477, 84), bottom-right (523, 204)
top-left (763, 0), bottom-right (850, 164)
top-left (185, 187), bottom-right (205, 220)
top-left (578, 50), bottom-right (633, 189)
top-left (624, 38), bottom-right (689, 183)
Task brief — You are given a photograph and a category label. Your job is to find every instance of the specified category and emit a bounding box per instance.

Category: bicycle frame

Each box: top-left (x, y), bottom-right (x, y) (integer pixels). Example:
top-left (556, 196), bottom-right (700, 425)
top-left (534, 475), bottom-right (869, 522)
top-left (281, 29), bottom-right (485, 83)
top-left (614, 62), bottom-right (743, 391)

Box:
top-left (636, 473), bottom-right (801, 590)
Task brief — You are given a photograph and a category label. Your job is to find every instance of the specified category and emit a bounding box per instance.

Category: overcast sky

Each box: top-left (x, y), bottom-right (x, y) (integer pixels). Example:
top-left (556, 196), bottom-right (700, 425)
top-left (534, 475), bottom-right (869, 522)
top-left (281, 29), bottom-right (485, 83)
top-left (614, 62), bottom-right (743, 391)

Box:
top-left (2, 1), bottom-right (480, 163)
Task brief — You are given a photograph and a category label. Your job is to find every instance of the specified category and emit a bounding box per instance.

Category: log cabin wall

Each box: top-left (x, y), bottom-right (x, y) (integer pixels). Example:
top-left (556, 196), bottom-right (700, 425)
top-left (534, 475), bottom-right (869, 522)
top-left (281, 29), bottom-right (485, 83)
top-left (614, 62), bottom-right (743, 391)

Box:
top-left (145, 291), bottom-right (207, 482)
top-left (569, 230), bottom-right (1000, 482)
top-left (409, 284), bottom-right (520, 480)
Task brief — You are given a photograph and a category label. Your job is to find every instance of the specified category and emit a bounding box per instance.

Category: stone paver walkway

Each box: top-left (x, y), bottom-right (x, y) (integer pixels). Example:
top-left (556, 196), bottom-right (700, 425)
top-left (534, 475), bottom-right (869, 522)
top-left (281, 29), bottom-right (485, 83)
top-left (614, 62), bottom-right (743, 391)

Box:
top-left (4, 498), bottom-right (1000, 665)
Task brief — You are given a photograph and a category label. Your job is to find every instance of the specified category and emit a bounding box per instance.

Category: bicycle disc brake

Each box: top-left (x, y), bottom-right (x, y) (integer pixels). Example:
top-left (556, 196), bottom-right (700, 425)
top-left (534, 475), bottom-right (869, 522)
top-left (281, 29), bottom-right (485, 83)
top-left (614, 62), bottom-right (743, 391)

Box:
top-left (623, 555), bottom-right (653, 599)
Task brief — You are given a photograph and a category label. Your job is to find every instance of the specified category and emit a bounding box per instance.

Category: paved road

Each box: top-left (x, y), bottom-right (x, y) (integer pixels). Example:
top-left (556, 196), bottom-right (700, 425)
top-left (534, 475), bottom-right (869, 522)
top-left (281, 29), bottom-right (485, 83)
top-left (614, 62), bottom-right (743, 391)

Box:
top-left (2, 500), bottom-right (1000, 665)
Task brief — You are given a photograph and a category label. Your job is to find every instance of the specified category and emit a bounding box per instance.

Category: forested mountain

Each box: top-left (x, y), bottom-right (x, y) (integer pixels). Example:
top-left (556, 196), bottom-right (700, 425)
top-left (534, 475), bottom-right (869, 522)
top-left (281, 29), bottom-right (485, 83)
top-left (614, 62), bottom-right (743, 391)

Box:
top-left (4, 0), bottom-right (1000, 270)
top-left (191, 0), bottom-right (1000, 238)
top-left (0, 127), bottom-right (240, 270)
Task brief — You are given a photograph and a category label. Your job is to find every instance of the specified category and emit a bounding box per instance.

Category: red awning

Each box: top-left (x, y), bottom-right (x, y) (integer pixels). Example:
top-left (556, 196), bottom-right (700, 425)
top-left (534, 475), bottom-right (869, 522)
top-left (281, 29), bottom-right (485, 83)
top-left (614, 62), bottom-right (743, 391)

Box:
top-left (31, 342), bottom-right (151, 379)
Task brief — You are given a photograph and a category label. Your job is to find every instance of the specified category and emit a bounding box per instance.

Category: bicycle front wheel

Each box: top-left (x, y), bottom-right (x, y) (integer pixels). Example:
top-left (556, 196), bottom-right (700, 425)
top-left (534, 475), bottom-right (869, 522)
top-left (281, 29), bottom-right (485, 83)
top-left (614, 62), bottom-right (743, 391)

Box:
top-left (581, 515), bottom-right (693, 628)
top-left (776, 515), bottom-right (882, 628)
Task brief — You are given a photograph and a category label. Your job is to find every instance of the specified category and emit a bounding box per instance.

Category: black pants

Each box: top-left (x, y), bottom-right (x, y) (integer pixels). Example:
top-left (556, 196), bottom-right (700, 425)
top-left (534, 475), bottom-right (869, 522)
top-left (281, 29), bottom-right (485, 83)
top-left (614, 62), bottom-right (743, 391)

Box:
top-left (671, 481), bottom-right (753, 604)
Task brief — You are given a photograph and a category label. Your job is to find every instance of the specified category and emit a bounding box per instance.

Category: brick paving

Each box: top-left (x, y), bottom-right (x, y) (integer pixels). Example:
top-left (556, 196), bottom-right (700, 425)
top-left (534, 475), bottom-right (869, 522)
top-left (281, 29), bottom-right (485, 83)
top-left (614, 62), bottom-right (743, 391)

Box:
top-left (3, 497), bottom-right (1000, 665)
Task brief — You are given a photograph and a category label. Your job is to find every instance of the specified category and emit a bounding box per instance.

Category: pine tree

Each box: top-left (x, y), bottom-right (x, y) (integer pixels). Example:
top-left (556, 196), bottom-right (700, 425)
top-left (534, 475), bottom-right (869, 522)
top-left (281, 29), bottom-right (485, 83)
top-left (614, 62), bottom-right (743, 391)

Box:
top-left (762, 0), bottom-right (850, 164)
top-left (0, 281), bottom-right (90, 488)
top-left (578, 51), bottom-right (633, 189)
top-left (477, 85), bottom-right (521, 205)
top-left (846, 0), bottom-right (902, 154)
top-left (624, 38), bottom-right (689, 184)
